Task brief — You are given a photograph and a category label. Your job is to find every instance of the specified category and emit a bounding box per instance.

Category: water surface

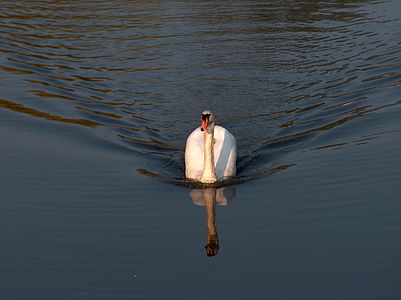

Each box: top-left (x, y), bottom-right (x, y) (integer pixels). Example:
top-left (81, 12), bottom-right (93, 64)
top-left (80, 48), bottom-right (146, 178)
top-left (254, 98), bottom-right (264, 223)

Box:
top-left (1, 1), bottom-right (400, 299)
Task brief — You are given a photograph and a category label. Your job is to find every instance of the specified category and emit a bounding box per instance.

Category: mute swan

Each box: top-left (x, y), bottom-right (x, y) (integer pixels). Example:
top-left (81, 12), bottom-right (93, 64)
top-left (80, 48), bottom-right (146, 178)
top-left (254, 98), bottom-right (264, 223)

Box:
top-left (185, 110), bottom-right (237, 183)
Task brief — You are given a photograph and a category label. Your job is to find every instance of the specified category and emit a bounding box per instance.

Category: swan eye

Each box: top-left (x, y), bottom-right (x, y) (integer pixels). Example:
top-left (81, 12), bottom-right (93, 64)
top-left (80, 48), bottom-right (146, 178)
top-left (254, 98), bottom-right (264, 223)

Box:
top-left (201, 114), bottom-right (211, 121)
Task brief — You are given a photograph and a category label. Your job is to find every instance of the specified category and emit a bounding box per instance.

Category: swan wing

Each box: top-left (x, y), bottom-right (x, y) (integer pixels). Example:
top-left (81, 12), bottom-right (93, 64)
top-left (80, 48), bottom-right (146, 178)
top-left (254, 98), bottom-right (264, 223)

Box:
top-left (214, 126), bottom-right (237, 179)
top-left (185, 128), bottom-right (204, 180)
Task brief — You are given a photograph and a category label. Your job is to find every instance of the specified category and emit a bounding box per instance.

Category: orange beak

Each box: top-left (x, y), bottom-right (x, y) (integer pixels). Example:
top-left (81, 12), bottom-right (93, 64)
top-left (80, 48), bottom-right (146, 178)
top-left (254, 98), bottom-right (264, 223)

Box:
top-left (201, 118), bottom-right (209, 131)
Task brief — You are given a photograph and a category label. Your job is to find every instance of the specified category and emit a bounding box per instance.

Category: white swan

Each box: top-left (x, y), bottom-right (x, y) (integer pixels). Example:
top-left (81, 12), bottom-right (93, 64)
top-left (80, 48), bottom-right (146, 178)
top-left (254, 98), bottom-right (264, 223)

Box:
top-left (185, 110), bottom-right (237, 183)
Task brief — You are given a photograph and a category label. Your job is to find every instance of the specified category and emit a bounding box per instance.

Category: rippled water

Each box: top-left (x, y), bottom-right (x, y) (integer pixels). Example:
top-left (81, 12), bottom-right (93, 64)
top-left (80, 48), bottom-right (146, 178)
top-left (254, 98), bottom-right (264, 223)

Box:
top-left (1, 1), bottom-right (400, 299)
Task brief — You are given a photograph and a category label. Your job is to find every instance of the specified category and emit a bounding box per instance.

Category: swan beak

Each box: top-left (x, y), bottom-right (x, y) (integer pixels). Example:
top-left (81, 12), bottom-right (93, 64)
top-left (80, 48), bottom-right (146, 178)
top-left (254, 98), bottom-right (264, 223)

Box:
top-left (201, 119), bottom-right (209, 131)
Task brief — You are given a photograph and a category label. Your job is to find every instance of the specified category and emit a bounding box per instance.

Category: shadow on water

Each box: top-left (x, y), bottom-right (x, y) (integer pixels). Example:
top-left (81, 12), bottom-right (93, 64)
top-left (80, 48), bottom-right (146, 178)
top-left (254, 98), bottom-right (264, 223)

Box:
top-left (189, 186), bottom-right (237, 257)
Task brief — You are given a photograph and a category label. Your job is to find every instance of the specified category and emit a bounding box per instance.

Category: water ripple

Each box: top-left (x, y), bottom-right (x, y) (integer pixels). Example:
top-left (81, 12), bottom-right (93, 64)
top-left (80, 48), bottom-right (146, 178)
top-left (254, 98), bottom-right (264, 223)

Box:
top-left (1, 0), bottom-right (401, 184)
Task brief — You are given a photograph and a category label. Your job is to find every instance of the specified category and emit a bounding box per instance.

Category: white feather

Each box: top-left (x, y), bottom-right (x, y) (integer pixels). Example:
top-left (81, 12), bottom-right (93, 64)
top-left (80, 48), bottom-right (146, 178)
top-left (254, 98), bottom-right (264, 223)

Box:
top-left (185, 125), bottom-right (237, 181)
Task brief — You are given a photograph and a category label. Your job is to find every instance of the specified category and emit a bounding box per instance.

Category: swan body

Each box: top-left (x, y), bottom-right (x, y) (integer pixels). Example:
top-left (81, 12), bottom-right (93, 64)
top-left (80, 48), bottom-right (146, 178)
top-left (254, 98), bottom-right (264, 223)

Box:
top-left (185, 111), bottom-right (237, 183)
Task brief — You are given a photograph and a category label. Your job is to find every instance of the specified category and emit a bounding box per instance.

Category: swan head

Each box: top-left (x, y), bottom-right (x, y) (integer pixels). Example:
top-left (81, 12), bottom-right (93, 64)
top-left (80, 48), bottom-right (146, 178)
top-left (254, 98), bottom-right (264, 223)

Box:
top-left (200, 110), bottom-right (215, 133)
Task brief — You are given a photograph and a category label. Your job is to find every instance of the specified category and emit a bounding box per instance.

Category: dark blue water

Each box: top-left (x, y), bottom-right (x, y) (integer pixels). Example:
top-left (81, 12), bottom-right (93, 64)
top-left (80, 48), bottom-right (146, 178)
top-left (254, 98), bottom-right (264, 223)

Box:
top-left (1, 1), bottom-right (400, 299)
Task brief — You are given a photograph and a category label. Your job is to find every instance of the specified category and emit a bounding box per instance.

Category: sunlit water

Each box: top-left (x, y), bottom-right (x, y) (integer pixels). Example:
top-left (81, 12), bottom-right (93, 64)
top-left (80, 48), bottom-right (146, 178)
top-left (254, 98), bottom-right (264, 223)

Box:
top-left (1, 1), bottom-right (400, 299)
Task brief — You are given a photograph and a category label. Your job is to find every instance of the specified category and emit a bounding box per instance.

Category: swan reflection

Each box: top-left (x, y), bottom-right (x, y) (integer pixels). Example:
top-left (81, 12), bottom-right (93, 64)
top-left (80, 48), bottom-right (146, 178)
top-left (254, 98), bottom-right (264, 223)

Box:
top-left (189, 186), bottom-right (236, 257)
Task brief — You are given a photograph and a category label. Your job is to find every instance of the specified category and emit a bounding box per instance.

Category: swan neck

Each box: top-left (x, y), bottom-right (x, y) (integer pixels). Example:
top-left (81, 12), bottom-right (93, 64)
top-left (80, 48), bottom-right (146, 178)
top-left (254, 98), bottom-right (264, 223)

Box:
top-left (201, 127), bottom-right (217, 183)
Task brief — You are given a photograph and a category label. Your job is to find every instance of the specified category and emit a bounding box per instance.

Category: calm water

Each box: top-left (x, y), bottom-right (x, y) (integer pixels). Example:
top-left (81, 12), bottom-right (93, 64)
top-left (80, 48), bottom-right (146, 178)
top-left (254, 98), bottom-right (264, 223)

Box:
top-left (1, 1), bottom-right (401, 299)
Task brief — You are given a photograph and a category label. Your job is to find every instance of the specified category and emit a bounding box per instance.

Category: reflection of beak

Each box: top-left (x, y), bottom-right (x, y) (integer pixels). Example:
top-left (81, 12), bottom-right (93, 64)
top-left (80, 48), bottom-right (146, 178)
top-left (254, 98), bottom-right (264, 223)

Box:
top-left (201, 118), bottom-right (209, 131)
top-left (205, 245), bottom-right (216, 256)
top-left (205, 234), bottom-right (219, 257)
